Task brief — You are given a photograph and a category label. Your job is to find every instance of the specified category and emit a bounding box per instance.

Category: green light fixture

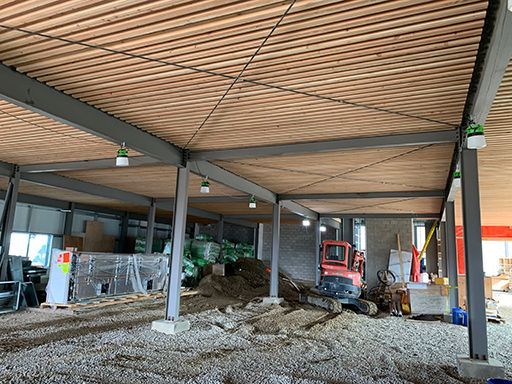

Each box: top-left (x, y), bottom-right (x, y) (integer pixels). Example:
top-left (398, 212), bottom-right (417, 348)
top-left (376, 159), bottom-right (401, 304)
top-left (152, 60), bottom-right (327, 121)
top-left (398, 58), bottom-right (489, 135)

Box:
top-left (466, 123), bottom-right (487, 149)
top-left (116, 142), bottom-right (129, 167)
top-left (249, 195), bottom-right (257, 209)
top-left (200, 177), bottom-right (210, 194)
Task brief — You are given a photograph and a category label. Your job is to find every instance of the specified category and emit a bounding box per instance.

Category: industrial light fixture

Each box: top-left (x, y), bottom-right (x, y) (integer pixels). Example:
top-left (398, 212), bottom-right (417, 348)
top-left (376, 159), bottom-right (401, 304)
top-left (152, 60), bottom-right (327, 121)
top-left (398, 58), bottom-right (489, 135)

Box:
top-left (447, 164), bottom-right (461, 202)
top-left (302, 219), bottom-right (311, 227)
top-left (466, 123), bottom-right (487, 149)
top-left (452, 169), bottom-right (461, 189)
top-left (249, 195), bottom-right (257, 209)
top-left (320, 225), bottom-right (327, 232)
top-left (116, 142), bottom-right (129, 167)
top-left (200, 177), bottom-right (210, 194)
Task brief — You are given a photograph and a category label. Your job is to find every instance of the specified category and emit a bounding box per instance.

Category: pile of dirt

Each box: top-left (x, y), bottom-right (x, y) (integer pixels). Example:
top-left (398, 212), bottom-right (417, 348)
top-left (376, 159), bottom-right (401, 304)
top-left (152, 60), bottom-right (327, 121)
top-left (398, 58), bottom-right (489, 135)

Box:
top-left (197, 259), bottom-right (301, 302)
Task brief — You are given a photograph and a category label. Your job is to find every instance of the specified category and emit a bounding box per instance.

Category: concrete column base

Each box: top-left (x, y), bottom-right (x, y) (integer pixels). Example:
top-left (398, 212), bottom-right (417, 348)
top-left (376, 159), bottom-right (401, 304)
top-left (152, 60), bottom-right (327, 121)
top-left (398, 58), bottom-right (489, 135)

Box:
top-left (457, 355), bottom-right (505, 379)
top-left (151, 319), bottom-right (190, 335)
top-left (262, 297), bottom-right (284, 305)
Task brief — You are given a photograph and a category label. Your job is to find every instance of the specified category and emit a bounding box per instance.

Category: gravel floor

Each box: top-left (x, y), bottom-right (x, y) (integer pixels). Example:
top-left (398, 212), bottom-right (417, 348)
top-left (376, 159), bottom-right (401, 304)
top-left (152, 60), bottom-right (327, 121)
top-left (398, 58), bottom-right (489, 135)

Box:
top-left (0, 293), bottom-right (511, 384)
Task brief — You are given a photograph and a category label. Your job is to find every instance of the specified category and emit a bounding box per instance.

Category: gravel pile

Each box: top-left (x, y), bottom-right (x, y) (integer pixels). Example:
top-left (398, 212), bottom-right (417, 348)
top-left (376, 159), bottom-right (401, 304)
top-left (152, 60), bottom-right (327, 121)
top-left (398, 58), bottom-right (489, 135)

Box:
top-left (0, 292), bottom-right (511, 383)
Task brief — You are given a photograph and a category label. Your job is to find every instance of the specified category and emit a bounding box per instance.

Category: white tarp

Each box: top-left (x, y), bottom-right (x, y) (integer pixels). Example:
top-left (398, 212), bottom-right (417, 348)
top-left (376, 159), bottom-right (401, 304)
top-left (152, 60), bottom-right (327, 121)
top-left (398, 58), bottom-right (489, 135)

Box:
top-left (388, 249), bottom-right (413, 283)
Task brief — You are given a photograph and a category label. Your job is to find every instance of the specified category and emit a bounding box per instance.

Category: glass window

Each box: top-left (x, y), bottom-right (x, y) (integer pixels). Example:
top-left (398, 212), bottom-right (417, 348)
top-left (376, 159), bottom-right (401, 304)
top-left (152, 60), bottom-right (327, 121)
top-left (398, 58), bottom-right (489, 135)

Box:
top-left (415, 224), bottom-right (426, 250)
top-left (8, 232), bottom-right (53, 267)
top-left (325, 244), bottom-right (346, 262)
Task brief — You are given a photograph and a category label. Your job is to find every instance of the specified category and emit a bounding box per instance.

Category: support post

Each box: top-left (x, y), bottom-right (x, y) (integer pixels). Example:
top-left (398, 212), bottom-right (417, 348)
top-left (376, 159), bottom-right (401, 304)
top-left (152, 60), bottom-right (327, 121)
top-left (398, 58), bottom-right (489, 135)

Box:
top-left (118, 212), bottom-right (129, 253)
top-left (0, 165), bottom-right (20, 280)
top-left (343, 218), bottom-right (354, 245)
top-left (253, 225), bottom-right (258, 260)
top-left (257, 223), bottom-right (264, 260)
top-left (445, 202), bottom-right (459, 309)
top-left (152, 164), bottom-right (190, 334)
top-left (335, 222), bottom-right (341, 241)
top-left (315, 221), bottom-right (321, 287)
top-left (457, 148), bottom-right (504, 377)
top-left (461, 149), bottom-right (487, 360)
top-left (63, 202), bottom-right (75, 236)
top-left (263, 203), bottom-right (283, 305)
top-left (145, 199), bottom-right (156, 254)
top-left (216, 216), bottom-right (224, 244)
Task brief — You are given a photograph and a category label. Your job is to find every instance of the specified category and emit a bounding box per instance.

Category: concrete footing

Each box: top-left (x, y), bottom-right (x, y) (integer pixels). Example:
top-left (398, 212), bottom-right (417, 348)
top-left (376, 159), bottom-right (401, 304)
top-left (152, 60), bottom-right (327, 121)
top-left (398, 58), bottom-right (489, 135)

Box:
top-left (262, 297), bottom-right (284, 305)
top-left (151, 319), bottom-right (190, 335)
top-left (457, 355), bottom-right (505, 379)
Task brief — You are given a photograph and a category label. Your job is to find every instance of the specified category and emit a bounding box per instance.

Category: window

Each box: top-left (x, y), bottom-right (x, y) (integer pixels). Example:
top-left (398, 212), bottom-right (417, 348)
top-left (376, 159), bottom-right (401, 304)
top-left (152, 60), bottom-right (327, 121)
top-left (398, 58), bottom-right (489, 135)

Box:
top-left (9, 232), bottom-right (53, 267)
top-left (414, 222), bottom-right (426, 250)
top-left (324, 244), bottom-right (346, 262)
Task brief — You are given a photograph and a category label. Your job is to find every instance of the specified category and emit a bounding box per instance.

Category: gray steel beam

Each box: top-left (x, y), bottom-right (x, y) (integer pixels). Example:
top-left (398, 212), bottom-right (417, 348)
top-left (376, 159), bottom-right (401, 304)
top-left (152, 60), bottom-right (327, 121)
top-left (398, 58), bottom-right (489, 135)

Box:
top-left (269, 203), bottom-right (281, 298)
top-left (189, 161), bottom-right (277, 204)
top-left (22, 172), bottom-right (151, 206)
top-left (321, 213), bottom-right (440, 219)
top-left (0, 64), bottom-right (183, 166)
top-left (21, 155), bottom-right (160, 173)
top-left (445, 201), bottom-right (459, 308)
top-left (155, 196), bottom-right (246, 205)
top-left (145, 199), bottom-right (156, 254)
top-left (461, 148), bottom-right (488, 360)
top-left (0, 165), bottom-right (20, 280)
top-left (281, 190), bottom-right (445, 200)
top-left (343, 218), bottom-right (354, 245)
top-left (223, 218), bottom-right (257, 229)
top-left (165, 164), bottom-right (190, 321)
top-left (63, 202), bottom-right (75, 236)
top-left (280, 200), bottom-right (319, 220)
top-left (315, 220), bottom-right (321, 287)
top-left (321, 217), bottom-right (340, 229)
top-left (190, 130), bottom-right (457, 161)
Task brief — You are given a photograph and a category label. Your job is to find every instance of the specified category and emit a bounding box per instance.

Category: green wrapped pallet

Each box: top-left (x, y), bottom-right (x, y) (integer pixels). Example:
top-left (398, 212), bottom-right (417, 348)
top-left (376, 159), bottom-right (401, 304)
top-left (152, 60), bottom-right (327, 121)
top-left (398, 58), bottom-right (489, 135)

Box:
top-left (195, 233), bottom-right (214, 242)
top-left (191, 240), bottom-right (221, 264)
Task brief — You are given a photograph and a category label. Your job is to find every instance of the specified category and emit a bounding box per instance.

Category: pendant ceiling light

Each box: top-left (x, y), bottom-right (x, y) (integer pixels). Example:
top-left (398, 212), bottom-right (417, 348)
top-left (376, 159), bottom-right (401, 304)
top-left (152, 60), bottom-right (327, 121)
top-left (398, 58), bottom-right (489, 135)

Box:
top-left (320, 225), bottom-right (327, 232)
top-left (249, 195), bottom-right (257, 209)
top-left (116, 142), bottom-right (129, 167)
top-left (200, 177), bottom-right (210, 194)
top-left (302, 219), bottom-right (311, 227)
top-left (466, 123), bottom-right (487, 149)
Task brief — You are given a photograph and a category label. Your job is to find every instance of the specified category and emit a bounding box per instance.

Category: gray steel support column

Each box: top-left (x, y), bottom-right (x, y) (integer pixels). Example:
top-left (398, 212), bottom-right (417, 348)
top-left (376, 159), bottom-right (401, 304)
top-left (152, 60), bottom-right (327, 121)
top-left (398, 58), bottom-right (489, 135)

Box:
top-left (335, 222), bottom-right (341, 241)
top-left (0, 166), bottom-right (20, 280)
top-left (315, 221), bottom-right (321, 287)
top-left (216, 216), bottom-right (224, 244)
top-left (119, 212), bottom-right (129, 253)
top-left (145, 199), bottom-right (156, 254)
top-left (63, 202), bottom-right (75, 236)
top-left (269, 203), bottom-right (281, 298)
top-left (257, 223), bottom-right (264, 260)
top-left (445, 201), bottom-right (459, 309)
top-left (343, 218), bottom-right (354, 245)
top-left (461, 148), bottom-right (488, 360)
top-left (253, 225), bottom-right (258, 260)
top-left (165, 164), bottom-right (190, 321)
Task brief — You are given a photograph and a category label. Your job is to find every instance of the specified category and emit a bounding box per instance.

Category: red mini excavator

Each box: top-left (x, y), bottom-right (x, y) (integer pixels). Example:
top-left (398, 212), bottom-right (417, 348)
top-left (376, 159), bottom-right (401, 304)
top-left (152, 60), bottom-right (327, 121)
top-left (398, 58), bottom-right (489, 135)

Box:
top-left (300, 240), bottom-right (377, 316)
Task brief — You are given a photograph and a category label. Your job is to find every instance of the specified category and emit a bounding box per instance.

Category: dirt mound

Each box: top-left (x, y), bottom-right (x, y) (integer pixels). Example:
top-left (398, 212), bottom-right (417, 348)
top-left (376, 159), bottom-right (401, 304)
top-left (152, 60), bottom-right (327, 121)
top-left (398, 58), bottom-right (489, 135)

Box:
top-left (197, 259), bottom-right (301, 302)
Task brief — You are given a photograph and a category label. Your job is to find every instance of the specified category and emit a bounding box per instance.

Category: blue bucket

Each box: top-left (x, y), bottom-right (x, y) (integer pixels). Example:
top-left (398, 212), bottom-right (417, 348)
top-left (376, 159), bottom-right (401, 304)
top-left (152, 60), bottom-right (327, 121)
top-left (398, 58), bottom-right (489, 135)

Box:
top-left (452, 307), bottom-right (464, 325)
top-left (487, 379), bottom-right (512, 384)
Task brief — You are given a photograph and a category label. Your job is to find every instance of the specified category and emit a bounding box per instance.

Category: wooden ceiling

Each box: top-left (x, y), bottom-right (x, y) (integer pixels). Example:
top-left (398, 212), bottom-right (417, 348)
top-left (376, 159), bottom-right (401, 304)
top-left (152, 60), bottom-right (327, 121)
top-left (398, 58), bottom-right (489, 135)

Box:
top-left (0, 0), bottom-right (496, 219)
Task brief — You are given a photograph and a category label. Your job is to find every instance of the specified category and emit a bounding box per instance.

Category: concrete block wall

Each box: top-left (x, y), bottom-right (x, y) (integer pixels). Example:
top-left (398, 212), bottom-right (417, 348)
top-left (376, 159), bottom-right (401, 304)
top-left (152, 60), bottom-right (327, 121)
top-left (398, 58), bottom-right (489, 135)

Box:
top-left (365, 218), bottom-right (413, 289)
top-left (262, 223), bottom-right (317, 283)
top-left (197, 222), bottom-right (254, 244)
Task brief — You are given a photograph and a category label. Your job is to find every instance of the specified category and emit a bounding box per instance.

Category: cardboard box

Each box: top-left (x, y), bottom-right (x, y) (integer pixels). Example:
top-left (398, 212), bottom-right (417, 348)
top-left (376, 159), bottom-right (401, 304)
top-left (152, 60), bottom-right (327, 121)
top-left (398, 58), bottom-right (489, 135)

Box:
top-left (434, 277), bottom-right (449, 285)
top-left (458, 275), bottom-right (493, 309)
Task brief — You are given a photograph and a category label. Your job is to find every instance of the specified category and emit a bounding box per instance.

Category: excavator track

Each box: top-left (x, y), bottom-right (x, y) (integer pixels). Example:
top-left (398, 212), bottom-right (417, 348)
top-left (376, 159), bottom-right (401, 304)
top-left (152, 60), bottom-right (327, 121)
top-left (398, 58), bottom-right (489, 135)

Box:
top-left (354, 299), bottom-right (379, 317)
top-left (300, 292), bottom-right (378, 316)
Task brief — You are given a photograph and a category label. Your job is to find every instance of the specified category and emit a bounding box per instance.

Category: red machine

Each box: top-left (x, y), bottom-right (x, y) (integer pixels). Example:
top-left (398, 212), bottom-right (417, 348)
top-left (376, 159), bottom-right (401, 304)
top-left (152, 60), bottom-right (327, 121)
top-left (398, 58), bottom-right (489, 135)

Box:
top-left (301, 240), bottom-right (377, 316)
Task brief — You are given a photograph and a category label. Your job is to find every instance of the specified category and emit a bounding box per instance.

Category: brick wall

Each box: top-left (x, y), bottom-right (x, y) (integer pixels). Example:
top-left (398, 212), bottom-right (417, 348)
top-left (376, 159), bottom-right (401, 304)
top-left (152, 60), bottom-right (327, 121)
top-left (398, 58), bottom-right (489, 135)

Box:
top-left (262, 223), bottom-right (318, 283)
top-left (365, 218), bottom-right (413, 289)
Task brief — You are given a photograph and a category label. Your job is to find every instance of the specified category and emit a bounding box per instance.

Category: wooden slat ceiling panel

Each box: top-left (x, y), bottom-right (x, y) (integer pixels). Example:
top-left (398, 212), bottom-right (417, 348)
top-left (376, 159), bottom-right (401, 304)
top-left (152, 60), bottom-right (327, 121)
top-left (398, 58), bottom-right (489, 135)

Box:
top-left (215, 144), bottom-right (454, 194)
top-left (59, 164), bottom-right (242, 198)
top-left (0, 99), bottom-right (133, 165)
top-left (189, 200), bottom-right (274, 216)
top-left (299, 197), bottom-right (443, 215)
top-left (0, 0), bottom-right (486, 151)
top-left (455, 61), bottom-right (512, 226)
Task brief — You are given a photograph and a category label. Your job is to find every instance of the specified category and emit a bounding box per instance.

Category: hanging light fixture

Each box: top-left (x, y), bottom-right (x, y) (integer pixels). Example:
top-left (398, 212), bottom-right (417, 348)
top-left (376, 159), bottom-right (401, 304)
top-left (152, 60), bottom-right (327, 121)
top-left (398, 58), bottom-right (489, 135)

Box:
top-left (116, 142), bottom-right (129, 167)
top-left (200, 177), bottom-right (210, 194)
top-left (302, 219), bottom-right (311, 227)
top-left (452, 169), bottom-right (461, 189)
top-left (249, 195), bottom-right (257, 209)
top-left (320, 225), bottom-right (327, 232)
top-left (466, 123), bottom-right (487, 149)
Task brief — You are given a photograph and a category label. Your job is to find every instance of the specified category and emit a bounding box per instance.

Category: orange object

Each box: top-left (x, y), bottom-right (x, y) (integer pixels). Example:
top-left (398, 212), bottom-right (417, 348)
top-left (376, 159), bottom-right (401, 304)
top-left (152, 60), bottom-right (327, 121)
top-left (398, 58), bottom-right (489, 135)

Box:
top-left (411, 244), bottom-right (420, 282)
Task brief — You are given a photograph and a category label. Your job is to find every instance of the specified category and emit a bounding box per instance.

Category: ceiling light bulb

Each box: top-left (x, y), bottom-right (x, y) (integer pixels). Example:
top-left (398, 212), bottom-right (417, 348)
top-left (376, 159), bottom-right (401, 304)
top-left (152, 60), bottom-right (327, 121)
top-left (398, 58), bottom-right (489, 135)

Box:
top-left (320, 225), bottom-right (327, 232)
top-left (302, 219), bottom-right (311, 227)
top-left (249, 195), bottom-right (257, 209)
top-left (200, 178), bottom-right (210, 194)
top-left (466, 123), bottom-right (487, 149)
top-left (116, 142), bottom-right (129, 167)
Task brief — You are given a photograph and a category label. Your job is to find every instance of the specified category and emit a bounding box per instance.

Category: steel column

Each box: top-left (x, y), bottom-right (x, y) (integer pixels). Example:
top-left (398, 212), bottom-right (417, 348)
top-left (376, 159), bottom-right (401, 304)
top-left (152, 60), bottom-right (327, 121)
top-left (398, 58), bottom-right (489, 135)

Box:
top-left (145, 199), bottom-right (156, 254)
top-left (119, 212), bottom-right (129, 253)
top-left (63, 202), bottom-right (75, 236)
top-left (343, 218), bottom-right (354, 245)
top-left (445, 201), bottom-right (459, 309)
top-left (165, 164), bottom-right (190, 321)
top-left (269, 203), bottom-right (281, 298)
top-left (0, 166), bottom-right (20, 280)
top-left (461, 148), bottom-right (488, 360)
top-left (315, 221), bottom-right (321, 287)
